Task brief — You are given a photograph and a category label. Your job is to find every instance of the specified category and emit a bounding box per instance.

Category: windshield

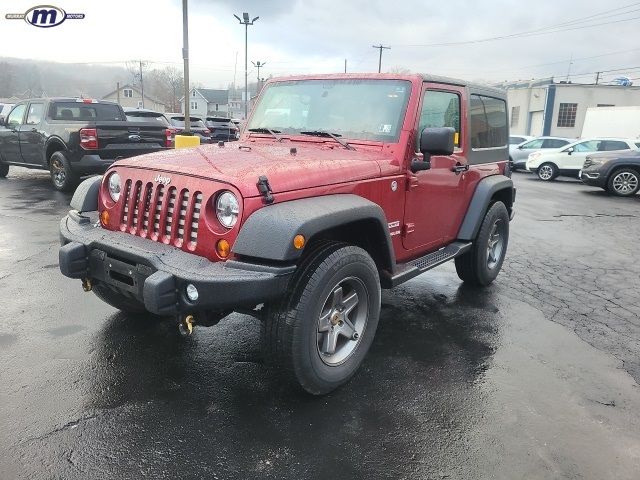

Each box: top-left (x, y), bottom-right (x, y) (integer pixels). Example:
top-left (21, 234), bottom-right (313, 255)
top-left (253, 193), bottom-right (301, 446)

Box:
top-left (247, 79), bottom-right (412, 142)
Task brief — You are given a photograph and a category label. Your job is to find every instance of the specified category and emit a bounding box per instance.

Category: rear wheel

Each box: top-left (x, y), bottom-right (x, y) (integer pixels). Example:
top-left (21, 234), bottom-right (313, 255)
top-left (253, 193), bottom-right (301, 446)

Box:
top-left (455, 201), bottom-right (510, 286)
top-left (93, 283), bottom-right (147, 314)
top-left (265, 243), bottom-right (381, 395)
top-left (537, 162), bottom-right (557, 181)
top-left (49, 151), bottom-right (79, 192)
top-left (608, 168), bottom-right (639, 197)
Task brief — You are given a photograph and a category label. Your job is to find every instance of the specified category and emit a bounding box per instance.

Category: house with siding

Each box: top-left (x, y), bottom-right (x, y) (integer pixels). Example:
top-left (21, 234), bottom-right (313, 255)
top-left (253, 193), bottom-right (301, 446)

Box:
top-left (102, 84), bottom-right (166, 112)
top-left (180, 88), bottom-right (230, 117)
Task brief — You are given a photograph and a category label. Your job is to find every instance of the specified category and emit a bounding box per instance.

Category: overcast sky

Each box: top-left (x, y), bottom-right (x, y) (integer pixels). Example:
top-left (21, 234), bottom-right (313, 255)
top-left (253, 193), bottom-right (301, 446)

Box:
top-left (3, 0), bottom-right (640, 87)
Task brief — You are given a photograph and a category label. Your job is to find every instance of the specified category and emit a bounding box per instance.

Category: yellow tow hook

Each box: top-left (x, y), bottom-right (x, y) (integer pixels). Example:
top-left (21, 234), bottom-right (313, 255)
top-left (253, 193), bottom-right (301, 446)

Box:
top-left (179, 314), bottom-right (195, 336)
top-left (81, 278), bottom-right (92, 292)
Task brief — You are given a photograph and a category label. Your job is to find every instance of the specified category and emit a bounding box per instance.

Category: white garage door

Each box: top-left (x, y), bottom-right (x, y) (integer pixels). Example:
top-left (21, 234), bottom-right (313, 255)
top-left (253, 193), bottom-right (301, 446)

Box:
top-left (529, 111), bottom-right (544, 136)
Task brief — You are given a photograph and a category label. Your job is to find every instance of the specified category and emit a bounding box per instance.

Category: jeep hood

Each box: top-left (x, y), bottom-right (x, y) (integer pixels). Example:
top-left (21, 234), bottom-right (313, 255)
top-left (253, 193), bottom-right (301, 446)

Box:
top-left (115, 143), bottom-right (396, 197)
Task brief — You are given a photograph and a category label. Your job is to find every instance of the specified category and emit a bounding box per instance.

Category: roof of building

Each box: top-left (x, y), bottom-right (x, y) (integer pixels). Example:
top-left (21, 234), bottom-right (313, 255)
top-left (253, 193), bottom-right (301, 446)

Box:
top-left (102, 84), bottom-right (166, 106)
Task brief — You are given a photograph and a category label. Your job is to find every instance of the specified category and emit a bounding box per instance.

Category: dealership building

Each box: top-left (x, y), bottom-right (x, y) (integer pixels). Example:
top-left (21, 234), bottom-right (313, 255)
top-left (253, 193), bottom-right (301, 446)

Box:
top-left (503, 78), bottom-right (640, 138)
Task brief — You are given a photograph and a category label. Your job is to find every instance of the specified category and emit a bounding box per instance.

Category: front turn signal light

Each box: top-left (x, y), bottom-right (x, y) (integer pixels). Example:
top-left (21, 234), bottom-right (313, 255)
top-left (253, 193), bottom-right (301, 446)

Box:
top-left (293, 234), bottom-right (305, 250)
top-left (99, 210), bottom-right (110, 227)
top-left (216, 239), bottom-right (231, 258)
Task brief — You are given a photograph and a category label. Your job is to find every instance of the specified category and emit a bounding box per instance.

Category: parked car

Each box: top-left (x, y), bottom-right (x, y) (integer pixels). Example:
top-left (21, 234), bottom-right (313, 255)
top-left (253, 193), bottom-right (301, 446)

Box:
top-left (163, 113), bottom-right (212, 144)
top-left (124, 107), bottom-right (176, 147)
top-left (59, 73), bottom-right (515, 395)
top-left (525, 138), bottom-right (640, 181)
top-left (0, 98), bottom-right (172, 191)
top-left (201, 116), bottom-right (239, 142)
top-left (510, 136), bottom-right (572, 171)
top-left (0, 103), bottom-right (14, 124)
top-left (509, 134), bottom-right (533, 145)
top-left (581, 149), bottom-right (640, 196)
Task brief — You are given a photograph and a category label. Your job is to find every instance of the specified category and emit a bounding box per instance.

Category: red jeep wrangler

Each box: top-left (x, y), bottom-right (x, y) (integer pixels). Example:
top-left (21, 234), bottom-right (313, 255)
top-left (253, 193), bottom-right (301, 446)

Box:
top-left (59, 74), bottom-right (514, 395)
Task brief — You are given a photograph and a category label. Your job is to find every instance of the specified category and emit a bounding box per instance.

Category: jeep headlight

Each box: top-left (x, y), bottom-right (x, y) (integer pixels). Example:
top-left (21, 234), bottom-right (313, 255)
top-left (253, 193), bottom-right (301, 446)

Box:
top-left (215, 191), bottom-right (239, 228)
top-left (107, 172), bottom-right (121, 202)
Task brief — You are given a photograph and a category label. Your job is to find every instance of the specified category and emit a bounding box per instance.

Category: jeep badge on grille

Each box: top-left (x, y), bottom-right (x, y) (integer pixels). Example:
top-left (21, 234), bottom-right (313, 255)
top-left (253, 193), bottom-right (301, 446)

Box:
top-left (154, 175), bottom-right (171, 186)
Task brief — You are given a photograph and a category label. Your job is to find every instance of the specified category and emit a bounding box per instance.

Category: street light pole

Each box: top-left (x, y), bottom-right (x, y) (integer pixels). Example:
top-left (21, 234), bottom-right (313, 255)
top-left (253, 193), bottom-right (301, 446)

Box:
top-left (182, 0), bottom-right (191, 133)
top-left (252, 60), bottom-right (266, 84)
top-left (234, 12), bottom-right (259, 120)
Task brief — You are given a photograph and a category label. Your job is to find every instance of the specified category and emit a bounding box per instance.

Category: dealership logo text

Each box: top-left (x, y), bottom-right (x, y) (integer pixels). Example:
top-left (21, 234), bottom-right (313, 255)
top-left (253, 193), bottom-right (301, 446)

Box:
top-left (5, 5), bottom-right (85, 28)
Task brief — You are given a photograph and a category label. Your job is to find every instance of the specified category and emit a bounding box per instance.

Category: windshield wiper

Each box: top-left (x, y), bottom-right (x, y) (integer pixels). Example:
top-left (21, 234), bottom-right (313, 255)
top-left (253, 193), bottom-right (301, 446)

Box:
top-left (247, 127), bottom-right (284, 142)
top-left (299, 130), bottom-right (355, 150)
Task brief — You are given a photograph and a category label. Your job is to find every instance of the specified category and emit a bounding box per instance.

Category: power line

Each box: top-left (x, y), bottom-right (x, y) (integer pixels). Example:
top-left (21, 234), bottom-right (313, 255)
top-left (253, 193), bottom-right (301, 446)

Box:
top-left (394, 3), bottom-right (640, 47)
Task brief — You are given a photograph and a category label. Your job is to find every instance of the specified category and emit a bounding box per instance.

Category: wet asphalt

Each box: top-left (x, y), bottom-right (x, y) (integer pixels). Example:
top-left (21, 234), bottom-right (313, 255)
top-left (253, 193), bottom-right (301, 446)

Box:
top-left (0, 168), bottom-right (639, 479)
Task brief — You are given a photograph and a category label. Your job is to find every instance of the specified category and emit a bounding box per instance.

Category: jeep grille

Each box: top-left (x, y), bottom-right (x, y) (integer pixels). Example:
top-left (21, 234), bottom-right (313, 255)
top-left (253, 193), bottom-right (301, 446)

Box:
top-left (120, 179), bottom-right (202, 246)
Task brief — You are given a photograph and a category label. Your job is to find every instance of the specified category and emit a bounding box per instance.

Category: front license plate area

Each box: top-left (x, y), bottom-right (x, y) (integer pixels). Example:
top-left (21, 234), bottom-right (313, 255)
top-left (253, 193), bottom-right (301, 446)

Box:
top-left (89, 249), bottom-right (154, 296)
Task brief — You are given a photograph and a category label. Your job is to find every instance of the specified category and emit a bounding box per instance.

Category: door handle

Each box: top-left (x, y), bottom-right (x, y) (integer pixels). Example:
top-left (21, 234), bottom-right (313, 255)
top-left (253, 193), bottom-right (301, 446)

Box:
top-left (451, 163), bottom-right (469, 173)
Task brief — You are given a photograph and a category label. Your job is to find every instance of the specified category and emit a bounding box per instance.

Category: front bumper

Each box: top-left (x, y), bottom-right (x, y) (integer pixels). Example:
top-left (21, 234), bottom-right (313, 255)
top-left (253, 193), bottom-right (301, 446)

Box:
top-left (59, 212), bottom-right (295, 315)
top-left (580, 170), bottom-right (606, 187)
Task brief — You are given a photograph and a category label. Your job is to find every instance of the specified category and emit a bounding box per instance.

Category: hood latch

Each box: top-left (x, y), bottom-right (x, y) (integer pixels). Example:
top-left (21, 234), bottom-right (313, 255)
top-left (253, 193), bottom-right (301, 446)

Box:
top-left (257, 175), bottom-right (274, 204)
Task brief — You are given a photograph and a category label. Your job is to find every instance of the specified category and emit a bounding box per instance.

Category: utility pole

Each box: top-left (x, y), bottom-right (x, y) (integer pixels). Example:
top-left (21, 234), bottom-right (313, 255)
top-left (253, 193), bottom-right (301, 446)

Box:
top-left (182, 0), bottom-right (190, 133)
top-left (595, 71), bottom-right (601, 84)
top-left (565, 53), bottom-right (573, 82)
top-left (234, 12), bottom-right (259, 119)
top-left (116, 82), bottom-right (120, 105)
top-left (372, 45), bottom-right (390, 73)
top-left (344, 58), bottom-right (347, 73)
top-left (139, 60), bottom-right (146, 108)
top-left (252, 60), bottom-right (266, 83)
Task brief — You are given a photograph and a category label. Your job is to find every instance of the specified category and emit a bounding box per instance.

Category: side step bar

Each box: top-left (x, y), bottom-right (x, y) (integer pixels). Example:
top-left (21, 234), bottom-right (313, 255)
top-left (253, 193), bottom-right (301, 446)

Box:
top-left (385, 241), bottom-right (472, 288)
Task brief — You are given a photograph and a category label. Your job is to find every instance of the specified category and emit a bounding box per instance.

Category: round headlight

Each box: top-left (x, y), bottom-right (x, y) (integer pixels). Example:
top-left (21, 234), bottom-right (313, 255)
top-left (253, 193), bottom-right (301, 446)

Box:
top-left (215, 191), bottom-right (239, 228)
top-left (108, 172), bottom-right (121, 202)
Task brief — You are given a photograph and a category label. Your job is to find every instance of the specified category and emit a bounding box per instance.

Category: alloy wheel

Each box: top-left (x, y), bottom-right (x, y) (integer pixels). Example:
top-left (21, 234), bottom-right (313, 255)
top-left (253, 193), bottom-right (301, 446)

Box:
top-left (317, 277), bottom-right (369, 366)
top-left (538, 165), bottom-right (553, 180)
top-left (612, 171), bottom-right (638, 195)
top-left (486, 219), bottom-right (506, 270)
top-left (51, 158), bottom-right (66, 187)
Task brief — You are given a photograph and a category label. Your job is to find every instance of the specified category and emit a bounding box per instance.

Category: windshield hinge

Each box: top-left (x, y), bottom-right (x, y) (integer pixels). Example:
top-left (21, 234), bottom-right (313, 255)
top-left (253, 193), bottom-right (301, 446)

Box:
top-left (257, 176), bottom-right (274, 204)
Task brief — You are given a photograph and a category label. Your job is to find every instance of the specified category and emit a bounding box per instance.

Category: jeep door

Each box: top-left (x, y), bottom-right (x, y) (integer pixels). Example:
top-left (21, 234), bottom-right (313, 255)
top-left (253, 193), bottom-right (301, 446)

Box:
top-left (403, 85), bottom-right (470, 252)
top-left (0, 103), bottom-right (27, 163)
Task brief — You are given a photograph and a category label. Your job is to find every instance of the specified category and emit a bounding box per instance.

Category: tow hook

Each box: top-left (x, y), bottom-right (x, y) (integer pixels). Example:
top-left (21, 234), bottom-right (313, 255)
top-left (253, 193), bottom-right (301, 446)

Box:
top-left (178, 314), bottom-right (195, 336)
top-left (81, 278), bottom-right (92, 292)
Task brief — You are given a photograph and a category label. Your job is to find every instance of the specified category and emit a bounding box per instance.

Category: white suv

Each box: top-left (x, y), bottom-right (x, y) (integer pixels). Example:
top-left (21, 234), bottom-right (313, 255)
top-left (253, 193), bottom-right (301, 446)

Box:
top-left (526, 138), bottom-right (640, 181)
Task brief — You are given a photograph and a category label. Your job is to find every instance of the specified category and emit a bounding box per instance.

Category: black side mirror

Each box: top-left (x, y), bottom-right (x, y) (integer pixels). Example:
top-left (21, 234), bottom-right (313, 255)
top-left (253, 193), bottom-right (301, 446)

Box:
top-left (566, 146), bottom-right (574, 155)
top-left (412, 127), bottom-right (455, 173)
top-left (517, 145), bottom-right (524, 149)
top-left (0, 117), bottom-right (5, 127)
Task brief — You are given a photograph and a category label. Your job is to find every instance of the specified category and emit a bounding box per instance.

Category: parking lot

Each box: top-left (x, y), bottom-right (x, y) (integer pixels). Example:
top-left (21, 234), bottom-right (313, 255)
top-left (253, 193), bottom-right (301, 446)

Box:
top-left (0, 168), bottom-right (639, 479)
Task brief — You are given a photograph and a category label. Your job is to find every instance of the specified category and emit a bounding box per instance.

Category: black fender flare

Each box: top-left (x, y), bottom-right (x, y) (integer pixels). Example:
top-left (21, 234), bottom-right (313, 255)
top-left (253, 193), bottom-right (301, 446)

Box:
top-left (232, 194), bottom-right (395, 268)
top-left (45, 136), bottom-right (68, 163)
top-left (457, 175), bottom-right (514, 241)
top-left (70, 175), bottom-right (102, 212)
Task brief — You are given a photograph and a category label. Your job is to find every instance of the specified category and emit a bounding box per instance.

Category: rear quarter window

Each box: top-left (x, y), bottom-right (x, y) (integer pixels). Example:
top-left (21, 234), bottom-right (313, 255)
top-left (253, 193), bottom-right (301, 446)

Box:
top-left (50, 102), bottom-right (123, 121)
top-left (470, 95), bottom-right (508, 149)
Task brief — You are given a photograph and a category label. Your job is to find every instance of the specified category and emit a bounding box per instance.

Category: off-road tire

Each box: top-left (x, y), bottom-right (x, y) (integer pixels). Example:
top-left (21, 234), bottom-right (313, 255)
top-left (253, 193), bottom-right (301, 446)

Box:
top-left (93, 283), bottom-right (147, 314)
top-left (537, 162), bottom-right (558, 181)
top-left (607, 168), bottom-right (640, 197)
top-left (49, 150), bottom-right (79, 192)
top-left (265, 243), bottom-right (381, 395)
top-left (455, 201), bottom-right (510, 286)
top-left (0, 163), bottom-right (8, 178)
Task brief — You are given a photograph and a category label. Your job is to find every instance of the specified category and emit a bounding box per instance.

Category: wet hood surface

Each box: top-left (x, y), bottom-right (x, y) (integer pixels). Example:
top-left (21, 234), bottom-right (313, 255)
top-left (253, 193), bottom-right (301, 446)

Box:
top-left (115, 142), bottom-right (395, 197)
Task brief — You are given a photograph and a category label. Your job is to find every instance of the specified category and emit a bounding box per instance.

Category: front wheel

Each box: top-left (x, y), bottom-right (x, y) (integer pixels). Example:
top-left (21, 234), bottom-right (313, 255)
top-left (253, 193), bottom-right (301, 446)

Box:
top-left (455, 201), bottom-right (510, 286)
top-left (537, 162), bottom-right (558, 181)
top-left (49, 151), bottom-right (79, 192)
top-left (265, 243), bottom-right (381, 395)
top-left (608, 168), bottom-right (639, 197)
top-left (0, 163), bottom-right (8, 178)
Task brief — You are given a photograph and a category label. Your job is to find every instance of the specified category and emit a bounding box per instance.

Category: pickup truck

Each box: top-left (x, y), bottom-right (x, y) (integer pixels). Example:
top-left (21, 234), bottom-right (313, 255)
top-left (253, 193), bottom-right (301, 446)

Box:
top-left (59, 74), bottom-right (515, 395)
top-left (0, 98), bottom-right (172, 191)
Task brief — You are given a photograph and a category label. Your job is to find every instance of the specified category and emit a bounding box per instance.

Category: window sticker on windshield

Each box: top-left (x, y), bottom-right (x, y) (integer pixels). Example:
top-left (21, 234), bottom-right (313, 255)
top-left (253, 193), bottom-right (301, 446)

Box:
top-left (379, 124), bottom-right (392, 134)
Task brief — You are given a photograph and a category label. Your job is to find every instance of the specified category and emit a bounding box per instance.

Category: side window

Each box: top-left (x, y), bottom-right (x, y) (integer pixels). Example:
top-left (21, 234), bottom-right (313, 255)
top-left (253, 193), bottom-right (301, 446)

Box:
top-left (470, 94), bottom-right (507, 149)
top-left (602, 140), bottom-right (629, 151)
top-left (26, 103), bottom-right (44, 125)
top-left (522, 139), bottom-right (544, 149)
top-left (572, 140), bottom-right (600, 152)
top-left (544, 138), bottom-right (569, 148)
top-left (417, 90), bottom-right (460, 151)
top-left (7, 104), bottom-right (26, 127)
